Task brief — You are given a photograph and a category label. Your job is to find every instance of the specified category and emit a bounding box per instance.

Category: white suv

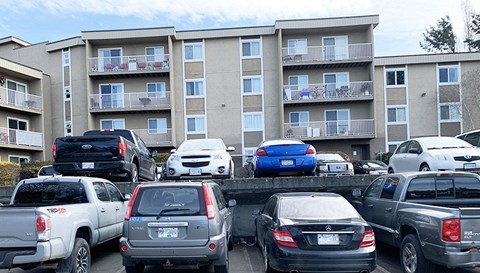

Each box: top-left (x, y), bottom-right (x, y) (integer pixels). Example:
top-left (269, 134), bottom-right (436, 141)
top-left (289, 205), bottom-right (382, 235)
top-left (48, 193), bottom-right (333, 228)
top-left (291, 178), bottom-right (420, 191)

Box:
top-left (166, 139), bottom-right (235, 180)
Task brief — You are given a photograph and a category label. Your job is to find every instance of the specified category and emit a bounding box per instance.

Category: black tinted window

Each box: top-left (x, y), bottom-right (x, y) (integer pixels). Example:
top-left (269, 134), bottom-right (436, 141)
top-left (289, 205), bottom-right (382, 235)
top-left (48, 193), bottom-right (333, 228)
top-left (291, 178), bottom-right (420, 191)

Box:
top-left (13, 182), bottom-right (87, 205)
top-left (134, 187), bottom-right (204, 216)
top-left (436, 179), bottom-right (454, 198)
top-left (463, 132), bottom-right (480, 147)
top-left (365, 177), bottom-right (385, 198)
top-left (93, 182), bottom-right (110, 202)
top-left (396, 141), bottom-right (409, 154)
top-left (212, 185), bottom-right (226, 210)
top-left (262, 197), bottom-right (277, 218)
top-left (456, 178), bottom-right (480, 198)
top-left (406, 178), bottom-right (436, 200)
top-left (406, 177), bottom-right (480, 200)
top-left (380, 177), bottom-right (399, 199)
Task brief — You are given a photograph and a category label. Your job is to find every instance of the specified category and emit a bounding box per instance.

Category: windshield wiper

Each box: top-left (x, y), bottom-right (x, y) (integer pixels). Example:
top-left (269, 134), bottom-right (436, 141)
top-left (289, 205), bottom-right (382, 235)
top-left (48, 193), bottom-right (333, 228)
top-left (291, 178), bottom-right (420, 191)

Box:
top-left (156, 208), bottom-right (195, 219)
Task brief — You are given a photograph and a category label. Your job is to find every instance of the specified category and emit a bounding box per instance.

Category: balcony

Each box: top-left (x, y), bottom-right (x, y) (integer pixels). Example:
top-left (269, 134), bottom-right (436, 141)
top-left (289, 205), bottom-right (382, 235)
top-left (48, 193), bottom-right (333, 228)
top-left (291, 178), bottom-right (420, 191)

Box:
top-left (88, 54), bottom-right (170, 79)
top-left (283, 81), bottom-right (373, 104)
top-left (89, 92), bottom-right (171, 114)
top-left (133, 128), bottom-right (172, 147)
top-left (282, 43), bottom-right (373, 69)
top-left (0, 127), bottom-right (43, 150)
top-left (0, 87), bottom-right (42, 114)
top-left (284, 119), bottom-right (375, 140)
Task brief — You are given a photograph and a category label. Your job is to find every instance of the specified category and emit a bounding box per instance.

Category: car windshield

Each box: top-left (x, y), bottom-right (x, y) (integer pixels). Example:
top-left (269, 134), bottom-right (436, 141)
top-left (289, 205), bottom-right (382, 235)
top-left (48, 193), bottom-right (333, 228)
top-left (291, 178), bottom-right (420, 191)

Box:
top-left (423, 138), bottom-right (472, 150)
top-left (135, 187), bottom-right (204, 216)
top-left (279, 196), bottom-right (360, 220)
top-left (177, 139), bottom-right (226, 152)
top-left (364, 161), bottom-right (387, 168)
top-left (316, 153), bottom-right (345, 162)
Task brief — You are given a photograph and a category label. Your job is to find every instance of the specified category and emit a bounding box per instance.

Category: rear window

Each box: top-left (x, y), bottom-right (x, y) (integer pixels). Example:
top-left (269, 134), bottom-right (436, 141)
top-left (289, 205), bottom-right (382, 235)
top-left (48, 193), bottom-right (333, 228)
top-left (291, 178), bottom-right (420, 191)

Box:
top-left (406, 177), bottom-right (480, 200)
top-left (13, 182), bottom-right (88, 206)
top-left (133, 186), bottom-right (205, 217)
top-left (279, 196), bottom-right (360, 220)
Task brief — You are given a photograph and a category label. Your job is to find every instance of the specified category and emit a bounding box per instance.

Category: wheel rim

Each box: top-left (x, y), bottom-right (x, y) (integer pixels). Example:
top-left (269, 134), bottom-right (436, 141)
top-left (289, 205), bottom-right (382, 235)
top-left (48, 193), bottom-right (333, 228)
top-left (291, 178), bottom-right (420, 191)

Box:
top-left (76, 246), bottom-right (89, 273)
top-left (402, 242), bottom-right (417, 273)
top-left (420, 165), bottom-right (430, 171)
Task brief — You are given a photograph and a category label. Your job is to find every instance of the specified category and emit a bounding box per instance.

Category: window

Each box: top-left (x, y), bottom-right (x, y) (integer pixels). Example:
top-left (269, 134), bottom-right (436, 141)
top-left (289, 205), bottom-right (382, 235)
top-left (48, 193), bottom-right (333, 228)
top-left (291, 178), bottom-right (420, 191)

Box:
top-left (145, 46), bottom-right (164, 62)
top-left (262, 197), bottom-right (277, 218)
top-left (288, 39), bottom-right (307, 55)
top-left (93, 182), bottom-right (110, 202)
top-left (148, 118), bottom-right (167, 134)
top-left (63, 50), bottom-right (70, 65)
top-left (388, 143), bottom-right (400, 153)
top-left (380, 177), bottom-right (399, 199)
top-left (184, 43), bottom-right (203, 61)
top-left (187, 116), bottom-right (205, 133)
top-left (243, 113), bottom-right (263, 131)
top-left (147, 82), bottom-right (166, 98)
top-left (242, 40), bottom-right (260, 57)
top-left (439, 66), bottom-right (458, 83)
top-left (290, 112), bottom-right (309, 127)
top-left (460, 131), bottom-right (480, 147)
top-left (106, 183), bottom-right (123, 202)
top-left (364, 177), bottom-right (385, 198)
top-left (395, 141), bottom-right (410, 154)
top-left (98, 48), bottom-right (122, 71)
top-left (387, 107), bottom-right (407, 123)
top-left (243, 147), bottom-right (256, 165)
top-left (440, 104), bottom-right (461, 121)
top-left (9, 155), bottom-right (29, 164)
top-left (325, 110), bottom-right (350, 135)
top-left (100, 119), bottom-right (125, 130)
top-left (185, 80), bottom-right (204, 97)
top-left (386, 70), bottom-right (405, 86)
top-left (243, 77), bottom-right (261, 94)
top-left (6, 80), bottom-right (27, 105)
top-left (288, 75), bottom-right (308, 91)
top-left (100, 83), bottom-right (124, 108)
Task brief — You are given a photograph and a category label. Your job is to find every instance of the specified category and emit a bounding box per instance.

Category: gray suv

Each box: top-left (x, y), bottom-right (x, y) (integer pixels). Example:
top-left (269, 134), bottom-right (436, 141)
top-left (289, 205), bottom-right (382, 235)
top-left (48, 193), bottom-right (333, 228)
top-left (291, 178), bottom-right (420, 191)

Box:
top-left (120, 181), bottom-right (236, 273)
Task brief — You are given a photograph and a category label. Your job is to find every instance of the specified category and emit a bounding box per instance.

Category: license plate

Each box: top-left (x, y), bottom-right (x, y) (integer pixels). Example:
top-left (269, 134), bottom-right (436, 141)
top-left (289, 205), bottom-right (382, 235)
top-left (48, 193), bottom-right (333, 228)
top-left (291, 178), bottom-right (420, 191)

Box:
top-left (464, 163), bottom-right (476, 169)
top-left (331, 164), bottom-right (347, 171)
top-left (281, 159), bottom-right (294, 166)
top-left (82, 162), bottom-right (94, 169)
top-left (189, 169), bottom-right (202, 175)
top-left (317, 233), bottom-right (340, 245)
top-left (158, 227), bottom-right (178, 238)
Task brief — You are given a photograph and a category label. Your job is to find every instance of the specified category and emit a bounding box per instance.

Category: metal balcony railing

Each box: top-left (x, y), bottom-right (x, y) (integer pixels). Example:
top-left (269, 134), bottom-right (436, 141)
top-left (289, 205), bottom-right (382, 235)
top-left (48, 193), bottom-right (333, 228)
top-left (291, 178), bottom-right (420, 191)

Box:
top-left (0, 127), bottom-right (43, 147)
top-left (284, 119), bottom-right (375, 139)
top-left (283, 81), bottom-right (373, 101)
top-left (282, 43), bottom-right (373, 64)
top-left (89, 91), bottom-right (171, 110)
top-left (0, 87), bottom-right (42, 112)
top-left (132, 128), bottom-right (172, 146)
top-left (88, 54), bottom-right (170, 74)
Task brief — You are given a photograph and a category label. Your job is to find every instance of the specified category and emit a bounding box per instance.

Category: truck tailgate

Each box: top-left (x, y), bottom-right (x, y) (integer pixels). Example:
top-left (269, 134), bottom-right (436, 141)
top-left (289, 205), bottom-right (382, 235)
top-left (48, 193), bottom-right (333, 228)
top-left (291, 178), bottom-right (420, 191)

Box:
top-left (55, 136), bottom-right (122, 162)
top-left (0, 207), bottom-right (38, 247)
top-left (460, 208), bottom-right (480, 242)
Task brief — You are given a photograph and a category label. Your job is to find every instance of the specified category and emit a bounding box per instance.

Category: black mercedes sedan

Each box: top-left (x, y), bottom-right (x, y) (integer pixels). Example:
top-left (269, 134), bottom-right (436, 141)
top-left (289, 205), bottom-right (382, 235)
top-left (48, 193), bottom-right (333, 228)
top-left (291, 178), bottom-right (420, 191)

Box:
top-left (254, 192), bottom-right (376, 273)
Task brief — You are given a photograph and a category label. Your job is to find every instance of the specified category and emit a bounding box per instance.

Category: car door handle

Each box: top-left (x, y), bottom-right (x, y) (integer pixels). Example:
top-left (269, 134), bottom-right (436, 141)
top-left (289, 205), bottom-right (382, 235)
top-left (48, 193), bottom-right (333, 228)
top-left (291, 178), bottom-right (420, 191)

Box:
top-left (100, 208), bottom-right (106, 213)
top-left (116, 207), bottom-right (120, 211)
top-left (367, 204), bottom-right (374, 208)
top-left (385, 208), bottom-right (392, 212)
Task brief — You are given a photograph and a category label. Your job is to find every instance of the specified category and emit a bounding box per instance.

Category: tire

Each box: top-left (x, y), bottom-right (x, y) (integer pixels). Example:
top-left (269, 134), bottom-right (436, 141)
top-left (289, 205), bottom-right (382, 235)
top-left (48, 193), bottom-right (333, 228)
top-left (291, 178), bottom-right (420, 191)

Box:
top-left (420, 163), bottom-right (431, 172)
top-left (127, 164), bottom-right (139, 183)
top-left (229, 162), bottom-right (234, 179)
top-left (124, 263), bottom-right (145, 273)
top-left (56, 238), bottom-right (90, 273)
top-left (263, 243), bottom-right (276, 273)
top-left (227, 235), bottom-right (234, 251)
top-left (400, 234), bottom-right (436, 273)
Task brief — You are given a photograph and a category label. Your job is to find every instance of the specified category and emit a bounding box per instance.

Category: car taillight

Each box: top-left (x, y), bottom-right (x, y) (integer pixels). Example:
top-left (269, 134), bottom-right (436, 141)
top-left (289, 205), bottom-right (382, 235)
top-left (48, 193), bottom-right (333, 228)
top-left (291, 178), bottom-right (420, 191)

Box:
top-left (306, 145), bottom-right (316, 154)
top-left (52, 144), bottom-right (57, 159)
top-left (360, 229), bottom-right (375, 248)
top-left (256, 147), bottom-right (267, 156)
top-left (124, 185), bottom-right (142, 220)
top-left (202, 184), bottom-right (215, 220)
top-left (36, 214), bottom-right (51, 241)
top-left (118, 141), bottom-right (127, 157)
top-left (273, 230), bottom-right (298, 248)
top-left (442, 218), bottom-right (461, 242)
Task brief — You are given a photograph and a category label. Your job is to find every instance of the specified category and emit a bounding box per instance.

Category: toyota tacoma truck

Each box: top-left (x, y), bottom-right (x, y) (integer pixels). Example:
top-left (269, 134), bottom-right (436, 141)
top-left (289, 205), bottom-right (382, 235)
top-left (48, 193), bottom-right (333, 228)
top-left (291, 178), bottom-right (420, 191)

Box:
top-left (351, 171), bottom-right (480, 273)
top-left (53, 129), bottom-right (157, 182)
top-left (0, 176), bottom-right (130, 273)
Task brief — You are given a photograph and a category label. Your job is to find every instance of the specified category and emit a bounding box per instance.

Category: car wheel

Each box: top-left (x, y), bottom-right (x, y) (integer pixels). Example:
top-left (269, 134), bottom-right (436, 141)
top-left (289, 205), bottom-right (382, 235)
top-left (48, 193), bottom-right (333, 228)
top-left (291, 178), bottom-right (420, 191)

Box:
top-left (227, 236), bottom-right (234, 251)
top-left (419, 163), bottom-right (431, 172)
top-left (56, 238), bottom-right (90, 273)
top-left (388, 168), bottom-right (394, 173)
top-left (263, 243), bottom-right (276, 273)
top-left (127, 164), bottom-right (139, 182)
top-left (124, 263), bottom-right (145, 273)
top-left (400, 234), bottom-right (435, 273)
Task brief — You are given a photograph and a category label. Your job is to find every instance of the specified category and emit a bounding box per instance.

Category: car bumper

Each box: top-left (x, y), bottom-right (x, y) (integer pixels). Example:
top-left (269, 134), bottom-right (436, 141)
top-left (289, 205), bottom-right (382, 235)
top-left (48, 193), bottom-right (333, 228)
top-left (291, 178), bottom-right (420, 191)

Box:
top-left (0, 242), bottom-right (52, 269)
top-left (256, 157), bottom-right (316, 173)
top-left (53, 160), bottom-right (131, 176)
top-left (269, 244), bottom-right (376, 273)
top-left (166, 160), bottom-right (231, 179)
top-left (424, 244), bottom-right (480, 268)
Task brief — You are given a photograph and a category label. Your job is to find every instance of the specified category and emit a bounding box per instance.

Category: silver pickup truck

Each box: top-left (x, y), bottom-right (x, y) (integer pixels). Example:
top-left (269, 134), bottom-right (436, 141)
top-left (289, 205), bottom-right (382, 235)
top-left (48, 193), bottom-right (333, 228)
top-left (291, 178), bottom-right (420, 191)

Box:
top-left (0, 176), bottom-right (129, 273)
top-left (351, 171), bottom-right (480, 273)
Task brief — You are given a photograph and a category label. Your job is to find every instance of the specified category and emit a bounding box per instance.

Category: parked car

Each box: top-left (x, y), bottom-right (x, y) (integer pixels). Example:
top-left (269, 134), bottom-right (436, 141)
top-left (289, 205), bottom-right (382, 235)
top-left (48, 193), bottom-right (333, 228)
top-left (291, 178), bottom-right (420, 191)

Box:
top-left (387, 136), bottom-right (480, 173)
top-left (251, 139), bottom-right (316, 177)
top-left (353, 160), bottom-right (388, 175)
top-left (456, 129), bottom-right (480, 147)
top-left (254, 192), bottom-right (376, 273)
top-left (315, 151), bottom-right (354, 176)
top-left (37, 165), bottom-right (62, 177)
top-left (120, 181), bottom-right (236, 273)
top-left (351, 171), bottom-right (480, 273)
top-left (165, 138), bottom-right (235, 180)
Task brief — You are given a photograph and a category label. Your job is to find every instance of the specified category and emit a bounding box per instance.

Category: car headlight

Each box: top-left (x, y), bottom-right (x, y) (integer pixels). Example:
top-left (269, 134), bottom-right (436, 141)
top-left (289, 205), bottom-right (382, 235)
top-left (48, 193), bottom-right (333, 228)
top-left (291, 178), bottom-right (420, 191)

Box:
top-left (169, 155), bottom-right (180, 162)
top-left (213, 153), bottom-right (223, 160)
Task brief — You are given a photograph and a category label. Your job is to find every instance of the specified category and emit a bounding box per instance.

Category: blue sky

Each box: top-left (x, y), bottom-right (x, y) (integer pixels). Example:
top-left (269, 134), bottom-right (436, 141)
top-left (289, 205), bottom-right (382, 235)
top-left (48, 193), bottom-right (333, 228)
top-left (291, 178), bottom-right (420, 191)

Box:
top-left (1, 0), bottom-right (478, 56)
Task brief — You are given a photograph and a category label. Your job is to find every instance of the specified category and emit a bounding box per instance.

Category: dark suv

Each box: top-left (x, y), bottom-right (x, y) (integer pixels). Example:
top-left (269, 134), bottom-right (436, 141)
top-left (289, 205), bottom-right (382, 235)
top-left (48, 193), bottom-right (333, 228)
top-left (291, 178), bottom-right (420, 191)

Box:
top-left (120, 181), bottom-right (236, 273)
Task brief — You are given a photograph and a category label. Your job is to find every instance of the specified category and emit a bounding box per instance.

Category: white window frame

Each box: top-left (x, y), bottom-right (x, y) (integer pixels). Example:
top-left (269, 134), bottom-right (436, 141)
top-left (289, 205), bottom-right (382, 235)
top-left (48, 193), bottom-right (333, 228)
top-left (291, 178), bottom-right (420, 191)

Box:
top-left (8, 155), bottom-right (30, 164)
top-left (186, 115), bottom-right (206, 134)
top-left (387, 106), bottom-right (407, 124)
top-left (98, 48), bottom-right (122, 72)
top-left (6, 80), bottom-right (27, 106)
top-left (146, 82), bottom-right (166, 98)
top-left (185, 80), bottom-right (204, 97)
top-left (439, 103), bottom-right (461, 122)
top-left (100, 119), bottom-right (125, 130)
top-left (325, 109), bottom-right (350, 135)
top-left (99, 83), bottom-right (124, 108)
top-left (289, 111), bottom-right (309, 127)
top-left (184, 43), bottom-right (203, 61)
top-left (287, 39), bottom-right (307, 55)
top-left (243, 147), bottom-right (257, 165)
top-left (242, 39), bottom-right (261, 58)
top-left (145, 46), bottom-right (164, 62)
top-left (148, 118), bottom-right (167, 134)
top-left (242, 76), bottom-right (262, 94)
top-left (385, 69), bottom-right (406, 87)
top-left (243, 112), bottom-right (263, 131)
top-left (322, 36), bottom-right (348, 60)
top-left (63, 50), bottom-right (70, 66)
top-left (8, 117), bottom-right (29, 131)
top-left (288, 75), bottom-right (309, 91)
top-left (438, 65), bottom-right (459, 84)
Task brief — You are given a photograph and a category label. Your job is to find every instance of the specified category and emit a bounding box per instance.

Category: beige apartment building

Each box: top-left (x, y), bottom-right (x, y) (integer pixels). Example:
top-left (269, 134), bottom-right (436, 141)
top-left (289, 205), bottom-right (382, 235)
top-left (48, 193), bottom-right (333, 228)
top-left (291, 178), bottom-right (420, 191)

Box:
top-left (0, 15), bottom-right (479, 167)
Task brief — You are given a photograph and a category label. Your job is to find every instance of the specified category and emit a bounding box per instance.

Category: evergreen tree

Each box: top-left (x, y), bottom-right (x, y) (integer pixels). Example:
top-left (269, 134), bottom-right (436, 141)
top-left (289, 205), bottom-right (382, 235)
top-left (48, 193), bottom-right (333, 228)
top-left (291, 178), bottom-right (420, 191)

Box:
top-left (420, 16), bottom-right (456, 53)
top-left (466, 14), bottom-right (480, 51)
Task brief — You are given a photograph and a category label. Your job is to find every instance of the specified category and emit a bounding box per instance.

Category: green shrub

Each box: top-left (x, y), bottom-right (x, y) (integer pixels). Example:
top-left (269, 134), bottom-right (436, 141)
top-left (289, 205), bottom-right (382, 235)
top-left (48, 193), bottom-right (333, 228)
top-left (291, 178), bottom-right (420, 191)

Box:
top-left (154, 153), bottom-right (170, 163)
top-left (0, 161), bottom-right (52, 186)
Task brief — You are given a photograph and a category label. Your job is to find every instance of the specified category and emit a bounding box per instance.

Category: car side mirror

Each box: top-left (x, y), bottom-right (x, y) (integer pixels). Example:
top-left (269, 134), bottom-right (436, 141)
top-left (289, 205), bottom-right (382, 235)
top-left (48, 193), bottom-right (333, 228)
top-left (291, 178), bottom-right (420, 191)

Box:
top-left (170, 148), bottom-right (177, 154)
top-left (227, 199), bottom-right (236, 207)
top-left (226, 146), bottom-right (235, 152)
top-left (408, 148), bottom-right (420, 154)
top-left (351, 189), bottom-right (362, 199)
top-left (124, 194), bottom-right (132, 201)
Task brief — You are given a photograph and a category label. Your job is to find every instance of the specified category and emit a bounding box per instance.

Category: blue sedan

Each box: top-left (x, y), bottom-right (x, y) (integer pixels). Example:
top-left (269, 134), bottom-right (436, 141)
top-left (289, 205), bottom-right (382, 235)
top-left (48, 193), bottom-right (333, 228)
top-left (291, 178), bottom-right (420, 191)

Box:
top-left (252, 139), bottom-right (317, 177)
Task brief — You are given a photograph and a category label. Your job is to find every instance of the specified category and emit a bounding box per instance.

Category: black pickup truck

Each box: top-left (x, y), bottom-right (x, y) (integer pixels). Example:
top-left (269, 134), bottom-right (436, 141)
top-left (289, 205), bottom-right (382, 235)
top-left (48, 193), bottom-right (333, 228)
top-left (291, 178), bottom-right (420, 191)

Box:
top-left (53, 129), bottom-right (157, 182)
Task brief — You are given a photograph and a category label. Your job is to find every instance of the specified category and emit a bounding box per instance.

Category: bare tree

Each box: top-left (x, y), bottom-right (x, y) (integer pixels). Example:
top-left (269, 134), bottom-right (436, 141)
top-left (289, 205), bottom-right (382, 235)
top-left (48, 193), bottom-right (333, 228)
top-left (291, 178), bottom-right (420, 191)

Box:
top-left (462, 0), bottom-right (475, 51)
top-left (461, 67), bottom-right (480, 130)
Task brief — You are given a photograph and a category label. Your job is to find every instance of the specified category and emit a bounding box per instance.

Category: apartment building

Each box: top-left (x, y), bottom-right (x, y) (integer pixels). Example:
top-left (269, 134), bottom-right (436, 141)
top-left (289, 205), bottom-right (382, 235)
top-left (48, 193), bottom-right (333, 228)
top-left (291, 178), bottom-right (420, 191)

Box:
top-left (0, 15), bottom-right (479, 167)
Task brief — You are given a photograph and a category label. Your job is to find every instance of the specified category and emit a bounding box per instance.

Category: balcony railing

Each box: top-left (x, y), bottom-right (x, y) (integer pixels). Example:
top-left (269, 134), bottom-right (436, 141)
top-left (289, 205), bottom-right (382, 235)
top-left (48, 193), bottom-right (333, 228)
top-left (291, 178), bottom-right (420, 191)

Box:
top-left (133, 128), bottom-right (172, 147)
top-left (0, 127), bottom-right (43, 147)
top-left (88, 54), bottom-right (170, 74)
top-left (90, 91), bottom-right (171, 111)
top-left (283, 81), bottom-right (373, 101)
top-left (284, 119), bottom-right (375, 139)
top-left (282, 43), bottom-right (373, 64)
top-left (0, 87), bottom-right (42, 112)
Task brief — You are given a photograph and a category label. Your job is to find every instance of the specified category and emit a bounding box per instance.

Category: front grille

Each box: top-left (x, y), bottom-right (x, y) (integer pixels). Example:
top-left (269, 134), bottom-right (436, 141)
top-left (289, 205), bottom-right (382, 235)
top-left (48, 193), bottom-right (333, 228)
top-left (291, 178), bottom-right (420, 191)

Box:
top-left (181, 155), bottom-right (211, 159)
top-left (182, 162), bottom-right (209, 168)
top-left (454, 156), bottom-right (480, 162)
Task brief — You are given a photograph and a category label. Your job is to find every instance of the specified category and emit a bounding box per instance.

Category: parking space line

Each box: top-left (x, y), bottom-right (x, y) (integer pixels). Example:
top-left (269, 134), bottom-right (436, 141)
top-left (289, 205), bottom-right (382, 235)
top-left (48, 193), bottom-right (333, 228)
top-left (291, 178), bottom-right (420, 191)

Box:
top-left (241, 245), bottom-right (255, 272)
top-left (115, 267), bottom-right (125, 273)
top-left (376, 265), bottom-right (390, 273)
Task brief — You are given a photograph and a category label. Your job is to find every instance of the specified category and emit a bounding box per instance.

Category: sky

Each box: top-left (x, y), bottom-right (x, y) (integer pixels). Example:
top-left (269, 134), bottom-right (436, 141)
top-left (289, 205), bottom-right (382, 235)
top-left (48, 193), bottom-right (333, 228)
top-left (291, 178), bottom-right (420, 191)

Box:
top-left (0, 0), bottom-right (479, 57)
